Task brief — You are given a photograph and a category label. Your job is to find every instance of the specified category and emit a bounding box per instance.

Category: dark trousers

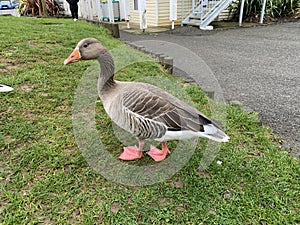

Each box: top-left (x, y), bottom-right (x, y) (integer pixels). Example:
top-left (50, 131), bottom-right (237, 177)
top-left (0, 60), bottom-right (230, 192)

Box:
top-left (70, 4), bottom-right (78, 19)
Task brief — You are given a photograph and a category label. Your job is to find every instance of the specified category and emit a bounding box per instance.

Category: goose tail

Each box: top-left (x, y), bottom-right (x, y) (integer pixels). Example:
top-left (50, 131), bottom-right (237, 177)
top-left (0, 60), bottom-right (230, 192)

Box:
top-left (201, 124), bottom-right (230, 142)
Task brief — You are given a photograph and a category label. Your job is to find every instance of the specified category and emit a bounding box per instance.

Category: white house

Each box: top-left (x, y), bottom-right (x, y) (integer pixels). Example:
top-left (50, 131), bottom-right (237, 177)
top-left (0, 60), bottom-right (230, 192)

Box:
top-left (62, 0), bottom-right (234, 29)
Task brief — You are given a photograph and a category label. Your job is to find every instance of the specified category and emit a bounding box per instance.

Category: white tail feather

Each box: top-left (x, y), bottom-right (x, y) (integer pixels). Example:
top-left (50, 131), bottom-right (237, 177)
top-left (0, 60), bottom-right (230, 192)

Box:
top-left (202, 124), bottom-right (229, 142)
top-left (155, 124), bottom-right (230, 143)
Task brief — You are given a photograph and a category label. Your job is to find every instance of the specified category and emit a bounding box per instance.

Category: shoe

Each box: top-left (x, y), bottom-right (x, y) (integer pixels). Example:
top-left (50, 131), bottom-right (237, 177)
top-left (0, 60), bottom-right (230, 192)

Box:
top-left (73, 18), bottom-right (78, 21)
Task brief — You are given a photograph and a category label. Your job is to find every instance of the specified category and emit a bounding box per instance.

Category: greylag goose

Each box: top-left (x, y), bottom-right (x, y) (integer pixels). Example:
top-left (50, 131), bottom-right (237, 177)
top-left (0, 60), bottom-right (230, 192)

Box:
top-left (64, 38), bottom-right (229, 161)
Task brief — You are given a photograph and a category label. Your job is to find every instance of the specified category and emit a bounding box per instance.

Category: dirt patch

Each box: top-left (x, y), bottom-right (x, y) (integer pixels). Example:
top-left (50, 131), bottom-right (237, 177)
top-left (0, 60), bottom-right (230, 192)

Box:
top-left (28, 40), bottom-right (38, 48)
top-left (23, 112), bottom-right (37, 120)
top-left (20, 84), bottom-right (33, 92)
top-left (0, 58), bottom-right (25, 74)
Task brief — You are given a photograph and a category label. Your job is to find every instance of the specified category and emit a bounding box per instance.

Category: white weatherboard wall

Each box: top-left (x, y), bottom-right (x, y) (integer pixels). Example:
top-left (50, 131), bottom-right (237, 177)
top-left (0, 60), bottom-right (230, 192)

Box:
top-left (61, 0), bottom-right (233, 27)
top-left (128, 0), bottom-right (196, 27)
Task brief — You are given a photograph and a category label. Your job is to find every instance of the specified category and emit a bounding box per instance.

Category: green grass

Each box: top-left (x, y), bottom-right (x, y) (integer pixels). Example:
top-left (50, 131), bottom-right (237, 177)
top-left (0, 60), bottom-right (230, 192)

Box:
top-left (1, 16), bottom-right (299, 224)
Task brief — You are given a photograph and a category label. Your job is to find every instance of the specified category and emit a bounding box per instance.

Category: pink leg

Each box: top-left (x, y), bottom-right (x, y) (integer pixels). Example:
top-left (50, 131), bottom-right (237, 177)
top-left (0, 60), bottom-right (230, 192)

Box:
top-left (146, 142), bottom-right (170, 162)
top-left (119, 141), bottom-right (144, 161)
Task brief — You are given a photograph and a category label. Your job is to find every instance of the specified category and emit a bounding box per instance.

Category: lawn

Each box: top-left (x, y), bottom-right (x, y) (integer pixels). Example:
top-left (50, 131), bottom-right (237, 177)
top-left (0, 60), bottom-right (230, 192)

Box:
top-left (0, 16), bottom-right (299, 224)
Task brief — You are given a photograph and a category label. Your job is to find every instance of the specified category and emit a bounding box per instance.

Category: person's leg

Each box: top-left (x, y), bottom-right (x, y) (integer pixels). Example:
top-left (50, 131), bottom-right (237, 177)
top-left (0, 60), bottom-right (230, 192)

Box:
top-left (74, 4), bottom-right (78, 19)
top-left (70, 4), bottom-right (76, 19)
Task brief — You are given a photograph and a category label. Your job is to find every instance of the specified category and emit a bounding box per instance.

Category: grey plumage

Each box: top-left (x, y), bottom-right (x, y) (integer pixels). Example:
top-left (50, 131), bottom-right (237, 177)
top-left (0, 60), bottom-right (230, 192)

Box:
top-left (65, 38), bottom-right (229, 144)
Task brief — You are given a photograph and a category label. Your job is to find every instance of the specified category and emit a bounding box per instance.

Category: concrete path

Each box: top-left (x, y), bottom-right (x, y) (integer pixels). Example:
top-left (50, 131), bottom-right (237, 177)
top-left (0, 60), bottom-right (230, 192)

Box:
top-left (119, 22), bottom-right (300, 156)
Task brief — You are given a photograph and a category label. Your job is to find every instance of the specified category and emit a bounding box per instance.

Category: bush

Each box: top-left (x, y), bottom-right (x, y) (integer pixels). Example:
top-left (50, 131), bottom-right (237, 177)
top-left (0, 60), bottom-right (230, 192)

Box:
top-left (229, 0), bottom-right (300, 20)
top-left (17, 0), bottom-right (63, 17)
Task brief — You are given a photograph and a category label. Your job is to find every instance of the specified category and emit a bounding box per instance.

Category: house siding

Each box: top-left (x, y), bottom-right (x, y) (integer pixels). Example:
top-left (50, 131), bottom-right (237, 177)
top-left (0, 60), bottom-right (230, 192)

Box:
top-left (129, 0), bottom-right (157, 26)
top-left (157, 0), bottom-right (195, 26)
top-left (157, 0), bottom-right (193, 26)
top-left (157, 0), bottom-right (168, 26)
top-left (147, 0), bottom-right (158, 26)
top-left (216, 8), bottom-right (233, 21)
top-left (129, 0), bottom-right (233, 27)
top-left (129, 0), bottom-right (140, 25)
top-left (129, 0), bottom-right (192, 27)
top-left (176, 0), bottom-right (193, 24)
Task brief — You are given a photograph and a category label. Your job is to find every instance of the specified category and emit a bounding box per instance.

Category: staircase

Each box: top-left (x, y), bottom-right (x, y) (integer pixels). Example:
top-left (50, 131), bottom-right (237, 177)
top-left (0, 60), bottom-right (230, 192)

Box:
top-left (182, 0), bottom-right (233, 30)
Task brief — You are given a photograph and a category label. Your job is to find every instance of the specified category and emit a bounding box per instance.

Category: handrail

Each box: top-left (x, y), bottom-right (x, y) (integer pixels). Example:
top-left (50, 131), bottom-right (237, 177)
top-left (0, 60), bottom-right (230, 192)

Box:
top-left (182, 0), bottom-right (233, 27)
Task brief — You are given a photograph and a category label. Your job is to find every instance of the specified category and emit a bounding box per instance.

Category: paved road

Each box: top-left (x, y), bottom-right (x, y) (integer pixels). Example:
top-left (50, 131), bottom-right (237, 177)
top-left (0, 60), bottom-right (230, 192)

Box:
top-left (120, 22), bottom-right (300, 156)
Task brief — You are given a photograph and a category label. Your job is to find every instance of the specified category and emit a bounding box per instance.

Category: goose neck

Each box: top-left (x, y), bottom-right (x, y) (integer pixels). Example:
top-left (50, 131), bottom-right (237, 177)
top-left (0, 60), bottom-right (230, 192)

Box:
top-left (98, 51), bottom-right (115, 90)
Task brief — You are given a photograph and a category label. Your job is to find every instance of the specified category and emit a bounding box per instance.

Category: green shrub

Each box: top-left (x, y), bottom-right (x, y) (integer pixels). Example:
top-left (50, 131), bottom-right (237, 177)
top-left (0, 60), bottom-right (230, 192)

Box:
top-left (229, 0), bottom-right (300, 20)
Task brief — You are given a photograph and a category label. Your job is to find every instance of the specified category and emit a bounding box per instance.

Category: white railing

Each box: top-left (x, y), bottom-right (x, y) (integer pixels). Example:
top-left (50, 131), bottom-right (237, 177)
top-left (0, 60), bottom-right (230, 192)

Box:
top-left (182, 0), bottom-right (233, 29)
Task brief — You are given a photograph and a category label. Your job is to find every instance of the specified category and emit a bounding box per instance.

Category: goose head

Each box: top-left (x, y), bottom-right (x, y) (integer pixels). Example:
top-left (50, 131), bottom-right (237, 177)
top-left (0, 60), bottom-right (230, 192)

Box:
top-left (64, 38), bottom-right (108, 65)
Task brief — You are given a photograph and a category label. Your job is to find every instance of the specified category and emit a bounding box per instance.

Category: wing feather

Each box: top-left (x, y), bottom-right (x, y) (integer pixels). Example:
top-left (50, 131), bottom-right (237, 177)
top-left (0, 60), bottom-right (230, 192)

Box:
top-left (121, 83), bottom-right (212, 140)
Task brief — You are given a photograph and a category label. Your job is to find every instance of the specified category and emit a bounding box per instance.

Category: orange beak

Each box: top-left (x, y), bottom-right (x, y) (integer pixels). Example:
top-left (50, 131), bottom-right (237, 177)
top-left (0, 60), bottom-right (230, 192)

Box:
top-left (64, 47), bottom-right (81, 65)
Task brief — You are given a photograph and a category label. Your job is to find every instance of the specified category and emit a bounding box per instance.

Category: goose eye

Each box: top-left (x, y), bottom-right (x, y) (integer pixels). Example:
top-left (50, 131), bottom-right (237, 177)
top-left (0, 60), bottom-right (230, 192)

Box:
top-left (83, 43), bottom-right (89, 48)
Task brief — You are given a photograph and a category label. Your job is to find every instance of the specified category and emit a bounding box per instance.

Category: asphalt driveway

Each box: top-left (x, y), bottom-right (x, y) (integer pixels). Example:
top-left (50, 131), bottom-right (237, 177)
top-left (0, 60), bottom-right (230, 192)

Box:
top-left (120, 21), bottom-right (300, 156)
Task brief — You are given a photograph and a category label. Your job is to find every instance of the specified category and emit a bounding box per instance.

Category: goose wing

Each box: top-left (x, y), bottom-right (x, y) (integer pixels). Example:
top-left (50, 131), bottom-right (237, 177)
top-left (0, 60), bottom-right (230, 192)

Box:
top-left (121, 83), bottom-right (212, 140)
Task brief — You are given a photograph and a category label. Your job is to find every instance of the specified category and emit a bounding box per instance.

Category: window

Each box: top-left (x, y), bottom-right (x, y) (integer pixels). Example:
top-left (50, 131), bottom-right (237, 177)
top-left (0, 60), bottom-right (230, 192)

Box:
top-left (134, 0), bottom-right (138, 10)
